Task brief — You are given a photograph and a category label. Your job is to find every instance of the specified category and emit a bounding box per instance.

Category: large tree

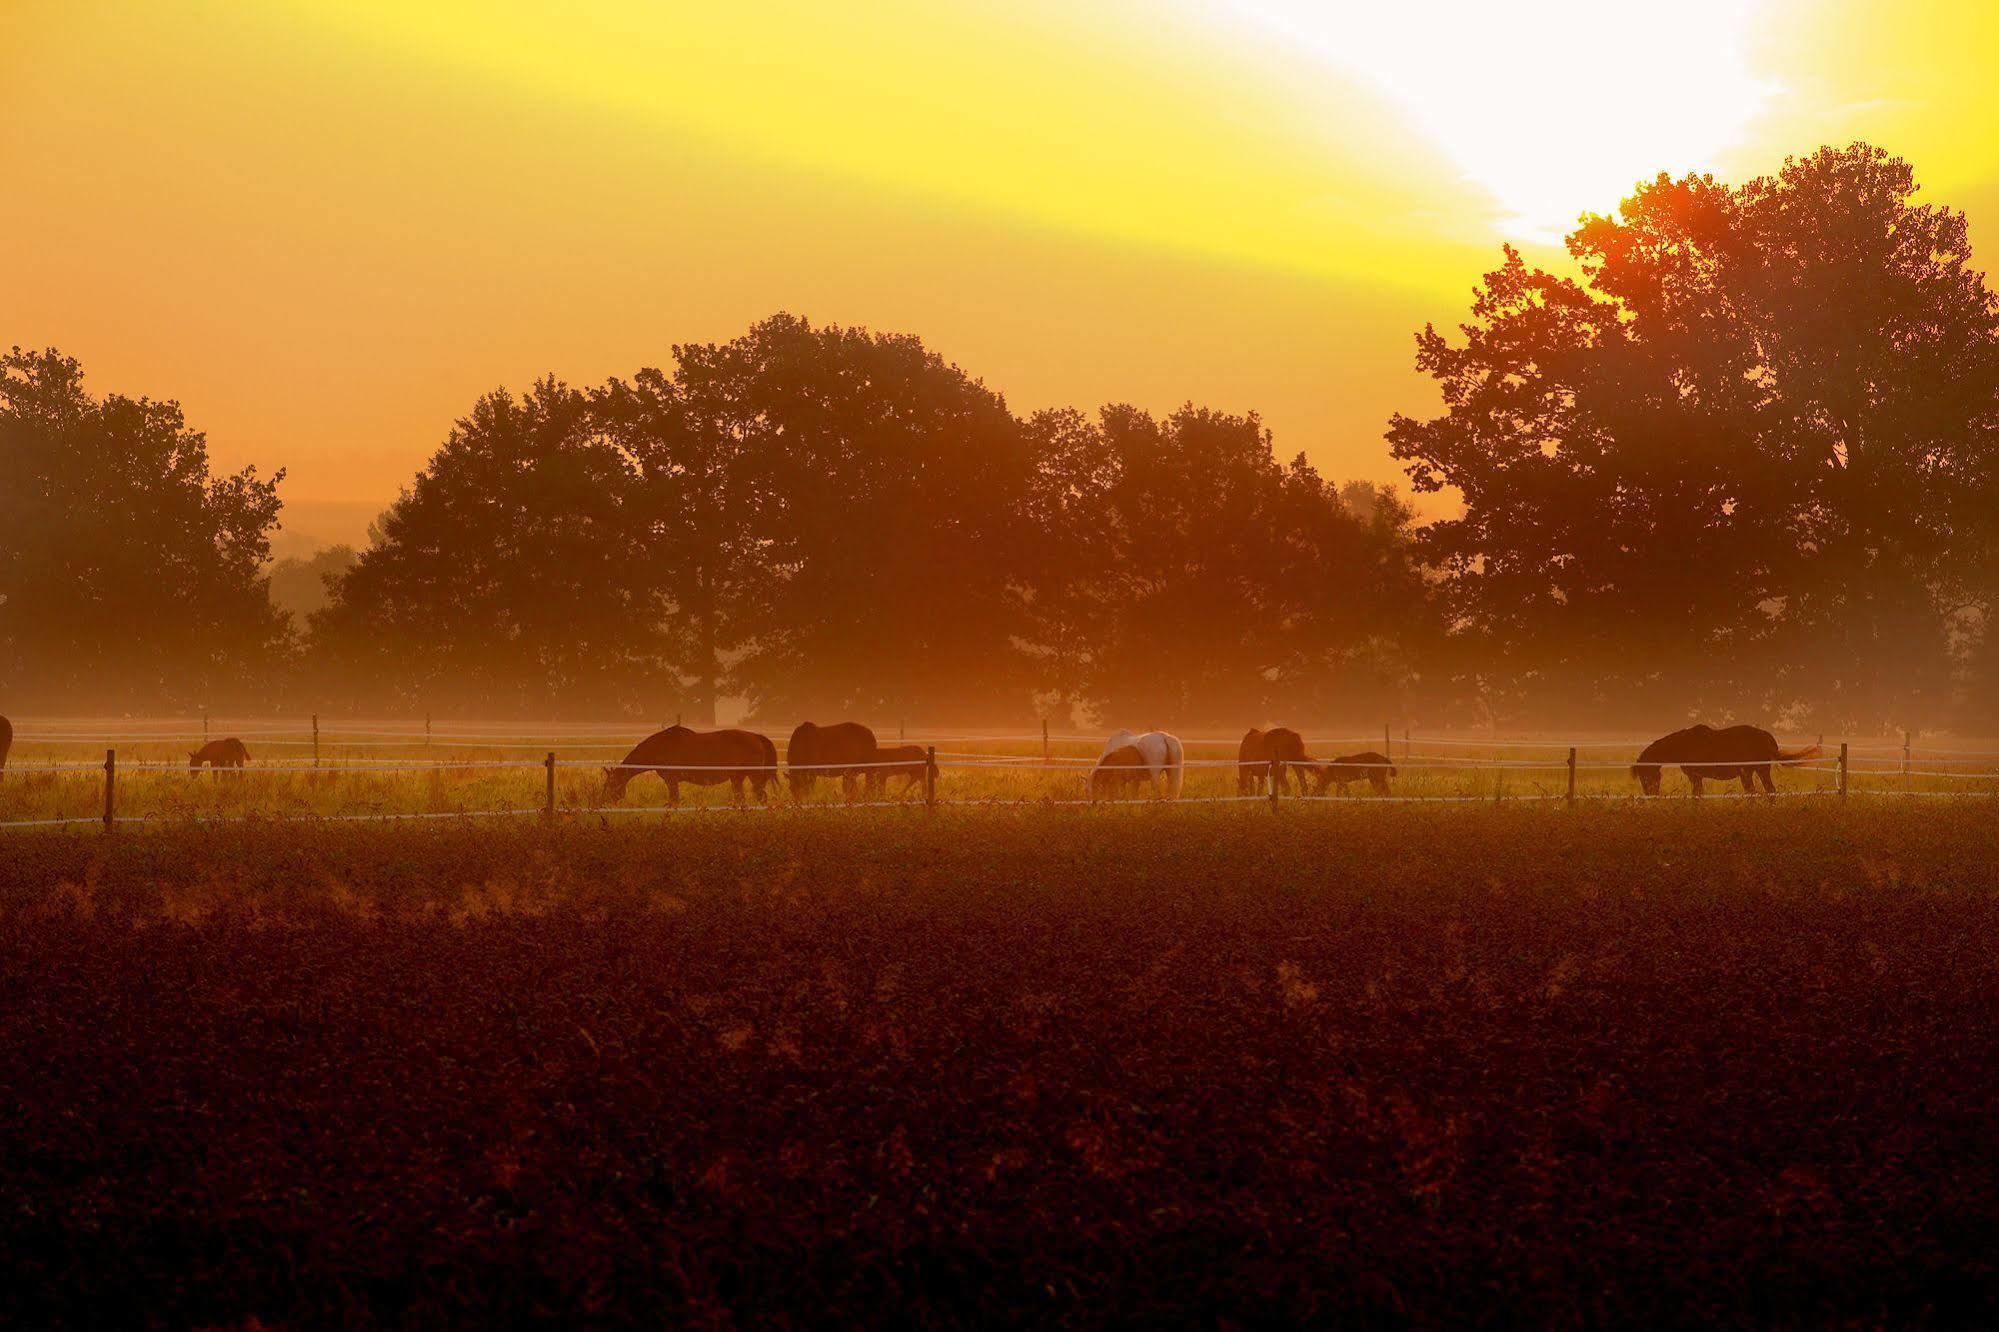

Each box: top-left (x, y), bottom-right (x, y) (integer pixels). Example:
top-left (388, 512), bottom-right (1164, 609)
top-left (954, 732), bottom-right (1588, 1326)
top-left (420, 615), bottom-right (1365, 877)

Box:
top-left (1024, 403), bottom-right (1433, 727)
top-left (310, 378), bottom-right (670, 717)
top-left (0, 347), bottom-right (286, 710)
top-left (1389, 144), bottom-right (1999, 730)
top-left (673, 314), bottom-right (1039, 724)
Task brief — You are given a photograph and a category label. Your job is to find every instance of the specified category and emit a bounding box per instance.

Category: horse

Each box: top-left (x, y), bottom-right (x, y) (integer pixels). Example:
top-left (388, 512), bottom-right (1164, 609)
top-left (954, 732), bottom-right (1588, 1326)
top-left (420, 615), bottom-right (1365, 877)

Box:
top-left (1090, 744), bottom-right (1156, 799)
top-left (1092, 729), bottom-right (1184, 800)
top-left (1314, 751), bottom-right (1396, 796)
top-left (864, 744), bottom-right (930, 797)
top-left (1236, 726), bottom-right (1315, 795)
top-left (1631, 725), bottom-right (1820, 796)
top-left (189, 737), bottom-right (250, 777)
top-left (787, 721), bottom-right (879, 799)
top-left (602, 726), bottom-right (778, 806)
top-left (0, 715), bottom-right (10, 783)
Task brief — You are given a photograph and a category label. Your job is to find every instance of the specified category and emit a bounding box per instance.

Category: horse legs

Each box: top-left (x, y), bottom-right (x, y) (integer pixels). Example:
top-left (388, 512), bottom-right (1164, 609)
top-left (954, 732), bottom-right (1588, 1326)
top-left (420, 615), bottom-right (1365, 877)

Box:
top-left (1689, 772), bottom-right (1705, 797)
top-left (1740, 769), bottom-right (1756, 795)
top-left (1370, 772), bottom-right (1390, 796)
top-left (1757, 764), bottom-right (1775, 795)
top-left (753, 775), bottom-right (770, 805)
top-left (730, 776), bottom-right (745, 805)
top-left (666, 779), bottom-right (681, 807)
top-left (842, 772), bottom-right (859, 801)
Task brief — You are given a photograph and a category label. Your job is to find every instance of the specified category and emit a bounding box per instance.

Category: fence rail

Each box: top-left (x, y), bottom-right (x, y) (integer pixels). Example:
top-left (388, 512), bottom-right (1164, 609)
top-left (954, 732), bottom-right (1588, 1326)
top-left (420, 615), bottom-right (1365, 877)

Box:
top-left (3, 732), bottom-right (1994, 832)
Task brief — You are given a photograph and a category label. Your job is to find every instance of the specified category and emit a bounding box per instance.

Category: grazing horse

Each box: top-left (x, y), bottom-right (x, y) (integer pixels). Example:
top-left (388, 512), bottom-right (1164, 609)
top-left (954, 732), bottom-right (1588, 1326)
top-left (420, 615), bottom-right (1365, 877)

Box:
top-left (864, 744), bottom-right (930, 797)
top-left (189, 737), bottom-right (250, 777)
top-left (0, 714), bottom-right (10, 782)
top-left (1090, 744), bottom-right (1155, 799)
top-left (1314, 751), bottom-right (1396, 796)
top-left (1092, 729), bottom-right (1184, 800)
top-left (786, 721), bottom-right (879, 799)
top-left (1236, 726), bottom-right (1315, 795)
top-left (1631, 725), bottom-right (1820, 797)
top-left (602, 726), bottom-right (778, 806)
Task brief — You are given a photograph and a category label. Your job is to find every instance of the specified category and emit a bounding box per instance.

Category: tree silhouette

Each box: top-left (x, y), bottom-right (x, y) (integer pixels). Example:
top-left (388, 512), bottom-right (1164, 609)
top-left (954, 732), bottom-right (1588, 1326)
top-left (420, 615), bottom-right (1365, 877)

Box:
top-left (309, 378), bottom-right (671, 717)
top-left (1389, 144), bottom-right (1999, 730)
top-left (0, 347), bottom-right (286, 709)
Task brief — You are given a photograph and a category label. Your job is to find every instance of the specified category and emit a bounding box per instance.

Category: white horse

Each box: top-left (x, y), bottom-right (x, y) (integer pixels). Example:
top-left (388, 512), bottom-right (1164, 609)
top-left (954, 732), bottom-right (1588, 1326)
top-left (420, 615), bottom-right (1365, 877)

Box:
top-left (1094, 729), bottom-right (1185, 799)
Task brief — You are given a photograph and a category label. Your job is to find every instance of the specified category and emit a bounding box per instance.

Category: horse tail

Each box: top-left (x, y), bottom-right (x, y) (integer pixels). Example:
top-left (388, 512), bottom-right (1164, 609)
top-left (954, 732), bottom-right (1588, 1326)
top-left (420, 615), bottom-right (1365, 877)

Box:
top-left (1776, 744), bottom-right (1821, 764)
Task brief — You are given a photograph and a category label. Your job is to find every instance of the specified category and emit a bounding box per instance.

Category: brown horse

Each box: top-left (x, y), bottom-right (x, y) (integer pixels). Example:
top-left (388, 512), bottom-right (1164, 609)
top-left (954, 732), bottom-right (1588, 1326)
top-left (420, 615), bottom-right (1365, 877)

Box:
top-left (602, 726), bottom-right (778, 805)
top-left (1631, 725), bottom-right (1819, 796)
top-left (189, 737), bottom-right (251, 777)
top-left (1237, 726), bottom-right (1315, 795)
top-left (0, 714), bottom-right (10, 783)
top-left (1090, 744), bottom-right (1154, 800)
top-left (1314, 751), bottom-right (1396, 796)
top-left (787, 721), bottom-right (879, 799)
top-left (864, 744), bottom-right (930, 797)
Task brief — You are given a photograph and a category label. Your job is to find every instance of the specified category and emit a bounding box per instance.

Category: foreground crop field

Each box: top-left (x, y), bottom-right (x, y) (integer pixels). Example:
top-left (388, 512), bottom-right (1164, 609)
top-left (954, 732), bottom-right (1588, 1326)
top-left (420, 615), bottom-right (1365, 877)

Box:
top-left (5, 805), bottom-right (1999, 1326)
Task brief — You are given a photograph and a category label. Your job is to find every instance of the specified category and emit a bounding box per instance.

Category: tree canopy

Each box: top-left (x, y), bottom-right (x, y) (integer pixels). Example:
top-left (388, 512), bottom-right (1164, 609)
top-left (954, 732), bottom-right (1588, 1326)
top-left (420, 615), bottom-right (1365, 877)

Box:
top-left (0, 347), bottom-right (286, 710)
top-left (1389, 144), bottom-right (1999, 730)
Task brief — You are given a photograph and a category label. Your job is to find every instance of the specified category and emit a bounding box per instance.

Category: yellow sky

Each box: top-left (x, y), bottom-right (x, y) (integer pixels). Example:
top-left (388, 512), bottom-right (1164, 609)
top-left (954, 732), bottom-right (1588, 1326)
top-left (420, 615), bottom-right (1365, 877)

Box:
top-left (6, 0), bottom-right (1999, 548)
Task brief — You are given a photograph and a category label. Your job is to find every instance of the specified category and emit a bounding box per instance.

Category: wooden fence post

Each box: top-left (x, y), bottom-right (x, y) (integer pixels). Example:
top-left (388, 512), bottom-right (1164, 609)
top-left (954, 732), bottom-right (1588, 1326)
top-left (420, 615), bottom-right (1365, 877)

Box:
top-left (312, 713), bottom-right (320, 768)
top-left (1384, 722), bottom-right (1391, 758)
top-left (1903, 730), bottom-right (1912, 789)
top-left (203, 714), bottom-right (210, 742)
top-left (1566, 746), bottom-right (1577, 806)
top-left (924, 746), bottom-right (937, 810)
top-left (1269, 757), bottom-right (1282, 809)
top-left (102, 749), bottom-right (116, 831)
top-left (544, 751), bottom-right (557, 821)
top-left (1042, 718), bottom-right (1050, 763)
top-left (425, 714), bottom-right (432, 748)
top-left (1839, 742), bottom-right (1849, 802)
top-left (1403, 727), bottom-right (1410, 763)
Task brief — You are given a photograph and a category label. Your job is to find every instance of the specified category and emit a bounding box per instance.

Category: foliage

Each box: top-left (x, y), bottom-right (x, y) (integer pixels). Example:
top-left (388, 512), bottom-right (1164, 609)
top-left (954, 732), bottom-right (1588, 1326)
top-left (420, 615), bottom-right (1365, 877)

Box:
top-left (266, 544), bottom-right (357, 623)
top-left (0, 347), bottom-right (287, 709)
top-left (1390, 144), bottom-right (1999, 730)
top-left (4, 808), bottom-right (1999, 1325)
top-left (306, 379), bottom-right (670, 717)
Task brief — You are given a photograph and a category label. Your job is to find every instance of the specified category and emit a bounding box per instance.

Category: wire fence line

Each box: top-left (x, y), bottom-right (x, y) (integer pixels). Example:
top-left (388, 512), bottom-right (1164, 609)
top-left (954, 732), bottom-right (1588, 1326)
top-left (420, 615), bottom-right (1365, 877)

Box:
top-left (0, 738), bottom-right (1987, 833)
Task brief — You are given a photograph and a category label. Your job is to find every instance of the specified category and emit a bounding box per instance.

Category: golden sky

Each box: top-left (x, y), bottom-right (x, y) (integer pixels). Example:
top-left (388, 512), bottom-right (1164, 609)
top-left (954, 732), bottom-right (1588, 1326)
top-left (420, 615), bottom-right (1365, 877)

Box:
top-left (7, 0), bottom-right (1999, 549)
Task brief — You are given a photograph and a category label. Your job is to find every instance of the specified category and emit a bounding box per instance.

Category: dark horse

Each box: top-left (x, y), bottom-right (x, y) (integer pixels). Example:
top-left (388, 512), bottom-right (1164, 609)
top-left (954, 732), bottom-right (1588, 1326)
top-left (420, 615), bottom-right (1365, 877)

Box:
top-left (1090, 745), bottom-right (1153, 800)
top-left (1631, 725), bottom-right (1820, 796)
top-left (1316, 751), bottom-right (1396, 796)
top-left (189, 737), bottom-right (250, 776)
top-left (865, 744), bottom-right (931, 797)
top-left (786, 721), bottom-right (879, 799)
top-left (1237, 727), bottom-right (1315, 795)
top-left (603, 726), bottom-right (778, 806)
top-left (0, 714), bottom-right (11, 782)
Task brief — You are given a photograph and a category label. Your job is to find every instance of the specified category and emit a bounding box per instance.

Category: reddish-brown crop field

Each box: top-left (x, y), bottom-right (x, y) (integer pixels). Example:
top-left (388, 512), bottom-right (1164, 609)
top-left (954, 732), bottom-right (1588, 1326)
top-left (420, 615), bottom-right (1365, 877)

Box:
top-left (4, 803), bottom-right (1999, 1327)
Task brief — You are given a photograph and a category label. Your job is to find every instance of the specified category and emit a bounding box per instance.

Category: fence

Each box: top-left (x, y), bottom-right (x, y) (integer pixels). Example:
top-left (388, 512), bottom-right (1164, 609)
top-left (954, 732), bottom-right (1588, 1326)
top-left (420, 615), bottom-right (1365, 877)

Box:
top-left (7, 719), bottom-right (1996, 831)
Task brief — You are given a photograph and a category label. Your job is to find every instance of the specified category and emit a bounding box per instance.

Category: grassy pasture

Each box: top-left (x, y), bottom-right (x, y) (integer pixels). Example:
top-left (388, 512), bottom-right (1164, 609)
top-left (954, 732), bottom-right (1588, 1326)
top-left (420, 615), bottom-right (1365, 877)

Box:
top-left (0, 726), bottom-right (1969, 826)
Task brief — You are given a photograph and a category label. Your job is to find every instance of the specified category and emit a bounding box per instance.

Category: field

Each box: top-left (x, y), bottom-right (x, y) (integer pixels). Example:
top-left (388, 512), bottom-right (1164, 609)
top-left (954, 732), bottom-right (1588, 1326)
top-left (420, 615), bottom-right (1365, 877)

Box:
top-left (5, 801), bottom-right (1999, 1326)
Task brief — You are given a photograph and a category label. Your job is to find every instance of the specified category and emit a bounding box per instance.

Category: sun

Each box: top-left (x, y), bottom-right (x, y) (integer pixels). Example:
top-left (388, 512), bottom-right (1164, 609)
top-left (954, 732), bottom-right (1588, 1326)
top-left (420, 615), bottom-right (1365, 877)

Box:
top-left (1208, 0), bottom-right (1780, 241)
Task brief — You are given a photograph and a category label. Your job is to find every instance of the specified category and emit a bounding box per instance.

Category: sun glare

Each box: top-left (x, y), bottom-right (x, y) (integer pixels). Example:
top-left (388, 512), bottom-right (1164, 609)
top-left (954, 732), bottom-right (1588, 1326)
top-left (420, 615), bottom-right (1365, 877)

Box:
top-left (1210, 0), bottom-right (1779, 241)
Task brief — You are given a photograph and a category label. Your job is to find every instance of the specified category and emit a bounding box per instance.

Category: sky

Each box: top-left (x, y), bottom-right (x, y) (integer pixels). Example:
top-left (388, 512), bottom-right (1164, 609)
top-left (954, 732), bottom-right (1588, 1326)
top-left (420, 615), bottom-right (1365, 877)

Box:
top-left (7, 0), bottom-right (1999, 552)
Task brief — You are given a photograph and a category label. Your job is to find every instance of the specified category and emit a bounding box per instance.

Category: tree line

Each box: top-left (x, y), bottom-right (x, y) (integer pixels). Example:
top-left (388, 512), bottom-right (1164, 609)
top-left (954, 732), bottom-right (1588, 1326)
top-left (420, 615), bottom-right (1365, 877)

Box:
top-left (5, 143), bottom-right (1995, 732)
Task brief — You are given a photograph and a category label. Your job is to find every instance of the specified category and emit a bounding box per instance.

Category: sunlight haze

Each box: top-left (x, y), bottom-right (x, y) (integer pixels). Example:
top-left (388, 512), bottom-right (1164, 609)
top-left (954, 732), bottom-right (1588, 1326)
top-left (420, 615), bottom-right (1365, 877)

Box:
top-left (6, 0), bottom-right (1998, 543)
